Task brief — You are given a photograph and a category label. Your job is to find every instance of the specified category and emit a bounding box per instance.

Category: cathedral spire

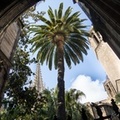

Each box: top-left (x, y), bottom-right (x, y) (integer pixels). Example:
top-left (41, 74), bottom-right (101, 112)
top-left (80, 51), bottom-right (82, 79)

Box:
top-left (34, 62), bottom-right (44, 93)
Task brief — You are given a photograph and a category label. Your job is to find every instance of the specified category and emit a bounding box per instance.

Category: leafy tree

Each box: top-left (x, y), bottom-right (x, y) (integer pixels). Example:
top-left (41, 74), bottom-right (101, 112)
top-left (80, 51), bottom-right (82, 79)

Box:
top-left (29, 2), bottom-right (89, 119)
top-left (0, 37), bottom-right (41, 119)
top-left (38, 88), bottom-right (57, 119)
top-left (65, 89), bottom-right (85, 119)
top-left (65, 88), bottom-right (93, 120)
top-left (41, 88), bottom-right (93, 120)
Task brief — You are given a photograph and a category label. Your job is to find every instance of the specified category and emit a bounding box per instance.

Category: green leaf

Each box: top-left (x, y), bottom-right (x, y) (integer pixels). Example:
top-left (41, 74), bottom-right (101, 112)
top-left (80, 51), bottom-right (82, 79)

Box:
top-left (58, 3), bottom-right (63, 19)
top-left (48, 6), bottom-right (55, 24)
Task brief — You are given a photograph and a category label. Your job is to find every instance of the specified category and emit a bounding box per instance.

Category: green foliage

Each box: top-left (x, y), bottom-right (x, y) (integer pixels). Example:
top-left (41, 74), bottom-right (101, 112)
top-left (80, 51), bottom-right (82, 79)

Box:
top-left (65, 88), bottom-right (93, 120)
top-left (20, 5), bottom-right (46, 47)
top-left (0, 35), bottom-right (56, 120)
top-left (115, 92), bottom-right (120, 103)
top-left (0, 35), bottom-right (40, 119)
top-left (29, 2), bottom-right (89, 70)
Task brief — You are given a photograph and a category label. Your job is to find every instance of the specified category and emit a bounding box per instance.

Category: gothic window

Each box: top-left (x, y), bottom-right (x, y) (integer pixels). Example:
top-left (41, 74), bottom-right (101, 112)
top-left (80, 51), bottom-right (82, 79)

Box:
top-left (106, 84), bottom-right (113, 98)
top-left (116, 79), bottom-right (120, 92)
top-left (109, 82), bottom-right (117, 95)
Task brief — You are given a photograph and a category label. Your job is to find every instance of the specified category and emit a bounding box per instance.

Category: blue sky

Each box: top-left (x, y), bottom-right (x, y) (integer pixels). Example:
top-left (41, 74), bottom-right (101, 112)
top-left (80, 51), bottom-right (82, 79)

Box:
top-left (31, 0), bottom-right (108, 102)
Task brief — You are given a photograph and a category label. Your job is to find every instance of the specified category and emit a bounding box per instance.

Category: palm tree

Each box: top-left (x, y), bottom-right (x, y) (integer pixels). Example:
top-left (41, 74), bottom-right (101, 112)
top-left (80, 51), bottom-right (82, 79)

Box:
top-left (65, 89), bottom-right (85, 119)
top-left (65, 89), bottom-right (94, 120)
top-left (41, 89), bottom-right (57, 120)
top-left (29, 3), bottom-right (89, 120)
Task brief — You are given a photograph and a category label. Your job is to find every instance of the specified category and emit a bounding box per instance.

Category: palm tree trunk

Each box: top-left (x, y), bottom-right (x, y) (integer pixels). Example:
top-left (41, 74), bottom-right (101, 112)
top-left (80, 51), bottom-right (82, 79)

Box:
top-left (56, 40), bottom-right (66, 120)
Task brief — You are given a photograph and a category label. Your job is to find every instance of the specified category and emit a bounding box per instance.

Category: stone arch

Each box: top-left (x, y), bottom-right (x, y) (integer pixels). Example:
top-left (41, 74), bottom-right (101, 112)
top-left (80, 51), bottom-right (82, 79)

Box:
top-left (0, 0), bottom-right (42, 34)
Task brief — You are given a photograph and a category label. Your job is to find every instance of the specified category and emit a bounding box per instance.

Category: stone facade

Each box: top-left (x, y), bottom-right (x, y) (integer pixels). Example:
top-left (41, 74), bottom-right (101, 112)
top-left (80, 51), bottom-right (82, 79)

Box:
top-left (89, 27), bottom-right (120, 98)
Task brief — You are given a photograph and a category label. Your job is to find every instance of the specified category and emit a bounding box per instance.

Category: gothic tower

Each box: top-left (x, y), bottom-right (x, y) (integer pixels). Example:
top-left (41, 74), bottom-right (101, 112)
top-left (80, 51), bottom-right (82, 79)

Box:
top-left (33, 62), bottom-right (44, 93)
top-left (89, 27), bottom-right (120, 98)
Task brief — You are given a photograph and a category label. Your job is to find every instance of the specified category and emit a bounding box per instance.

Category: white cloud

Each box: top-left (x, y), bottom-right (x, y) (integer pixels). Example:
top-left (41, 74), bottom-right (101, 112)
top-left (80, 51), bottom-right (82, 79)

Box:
top-left (71, 75), bottom-right (108, 103)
